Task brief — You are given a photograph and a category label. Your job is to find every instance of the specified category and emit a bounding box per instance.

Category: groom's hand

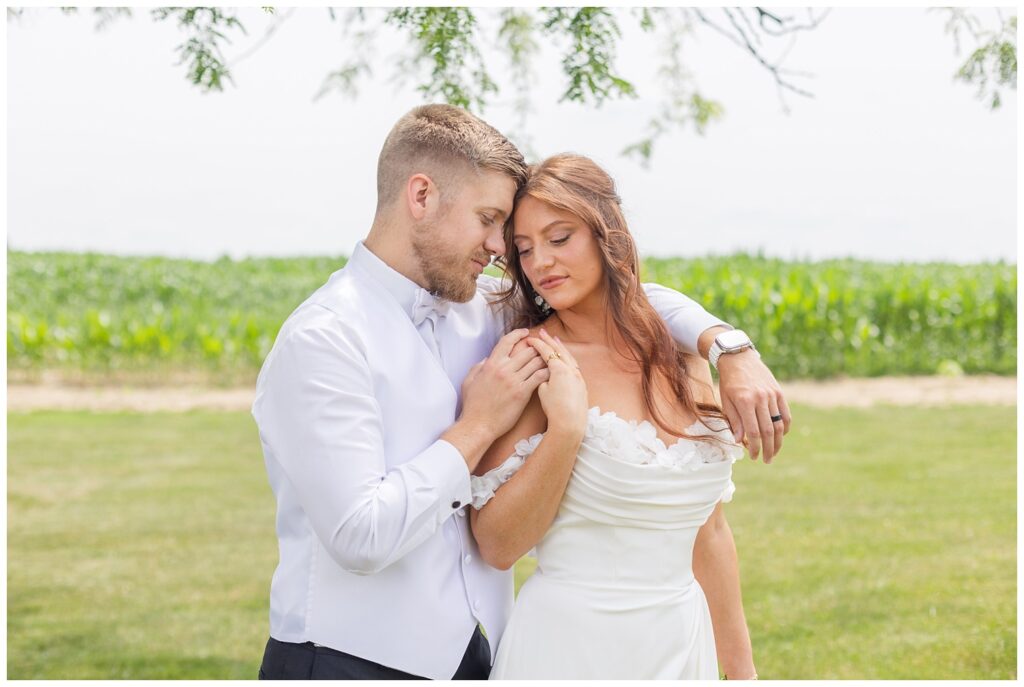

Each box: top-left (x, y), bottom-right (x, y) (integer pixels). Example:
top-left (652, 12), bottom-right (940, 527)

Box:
top-left (716, 350), bottom-right (791, 464)
top-left (444, 329), bottom-right (550, 471)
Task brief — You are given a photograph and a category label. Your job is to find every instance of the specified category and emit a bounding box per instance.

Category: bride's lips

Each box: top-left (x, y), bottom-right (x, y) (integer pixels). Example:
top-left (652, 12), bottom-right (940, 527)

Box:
top-left (538, 276), bottom-right (568, 290)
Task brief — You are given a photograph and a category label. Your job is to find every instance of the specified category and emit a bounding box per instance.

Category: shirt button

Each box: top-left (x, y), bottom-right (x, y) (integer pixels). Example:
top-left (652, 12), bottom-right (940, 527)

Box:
top-left (456, 509), bottom-right (466, 518)
top-left (464, 555), bottom-right (472, 564)
top-left (473, 600), bottom-right (480, 610)
top-left (451, 501), bottom-right (461, 509)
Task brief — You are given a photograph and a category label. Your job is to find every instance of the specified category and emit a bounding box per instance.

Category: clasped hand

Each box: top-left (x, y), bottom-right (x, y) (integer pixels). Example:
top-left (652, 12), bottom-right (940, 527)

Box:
top-left (522, 329), bottom-right (589, 440)
top-left (455, 328), bottom-right (587, 471)
top-left (459, 329), bottom-right (551, 441)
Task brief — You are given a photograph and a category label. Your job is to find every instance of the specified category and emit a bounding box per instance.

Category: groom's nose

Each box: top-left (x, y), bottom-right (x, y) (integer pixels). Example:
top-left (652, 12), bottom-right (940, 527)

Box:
top-left (483, 225), bottom-right (505, 258)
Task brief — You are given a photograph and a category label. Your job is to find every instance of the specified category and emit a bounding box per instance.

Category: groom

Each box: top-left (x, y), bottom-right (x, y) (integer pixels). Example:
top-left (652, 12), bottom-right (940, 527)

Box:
top-left (252, 104), bottom-right (790, 679)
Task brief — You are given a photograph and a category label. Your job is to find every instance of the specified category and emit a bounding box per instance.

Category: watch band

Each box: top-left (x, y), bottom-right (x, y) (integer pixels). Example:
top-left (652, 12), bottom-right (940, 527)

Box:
top-left (709, 337), bottom-right (758, 370)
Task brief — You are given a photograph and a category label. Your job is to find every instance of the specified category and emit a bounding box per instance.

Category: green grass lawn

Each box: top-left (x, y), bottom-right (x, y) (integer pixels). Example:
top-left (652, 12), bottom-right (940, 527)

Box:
top-left (7, 404), bottom-right (1016, 679)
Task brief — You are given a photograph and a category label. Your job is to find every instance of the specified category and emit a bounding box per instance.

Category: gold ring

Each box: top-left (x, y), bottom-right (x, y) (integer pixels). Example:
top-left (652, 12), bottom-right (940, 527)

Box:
top-left (547, 352), bottom-right (561, 362)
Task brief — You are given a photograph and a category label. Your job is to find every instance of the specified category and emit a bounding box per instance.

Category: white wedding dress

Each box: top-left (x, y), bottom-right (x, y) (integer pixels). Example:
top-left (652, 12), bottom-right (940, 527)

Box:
top-left (471, 407), bottom-right (742, 680)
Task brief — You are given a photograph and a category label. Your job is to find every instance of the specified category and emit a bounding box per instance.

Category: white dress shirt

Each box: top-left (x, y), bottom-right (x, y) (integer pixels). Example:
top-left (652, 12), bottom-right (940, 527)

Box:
top-left (252, 241), bottom-right (728, 679)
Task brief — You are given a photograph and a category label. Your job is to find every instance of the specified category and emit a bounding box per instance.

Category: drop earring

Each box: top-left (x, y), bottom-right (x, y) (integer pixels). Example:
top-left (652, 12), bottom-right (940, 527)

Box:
top-left (534, 294), bottom-right (552, 314)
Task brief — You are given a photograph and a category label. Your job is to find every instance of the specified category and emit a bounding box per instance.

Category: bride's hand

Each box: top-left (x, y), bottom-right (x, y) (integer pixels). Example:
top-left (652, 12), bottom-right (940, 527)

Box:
top-left (526, 329), bottom-right (589, 441)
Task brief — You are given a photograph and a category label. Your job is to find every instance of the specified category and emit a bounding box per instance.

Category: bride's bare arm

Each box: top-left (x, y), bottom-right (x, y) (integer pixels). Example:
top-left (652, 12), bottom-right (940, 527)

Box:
top-left (470, 331), bottom-right (588, 570)
top-left (693, 505), bottom-right (756, 679)
top-left (684, 354), bottom-right (756, 678)
top-left (469, 393), bottom-right (583, 570)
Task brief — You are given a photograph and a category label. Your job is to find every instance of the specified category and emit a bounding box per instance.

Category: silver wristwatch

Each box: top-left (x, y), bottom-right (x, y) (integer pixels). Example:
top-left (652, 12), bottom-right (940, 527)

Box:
top-left (709, 329), bottom-right (758, 369)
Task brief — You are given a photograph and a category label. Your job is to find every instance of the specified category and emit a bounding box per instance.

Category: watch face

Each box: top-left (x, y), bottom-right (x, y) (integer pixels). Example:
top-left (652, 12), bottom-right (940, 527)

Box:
top-left (717, 330), bottom-right (751, 350)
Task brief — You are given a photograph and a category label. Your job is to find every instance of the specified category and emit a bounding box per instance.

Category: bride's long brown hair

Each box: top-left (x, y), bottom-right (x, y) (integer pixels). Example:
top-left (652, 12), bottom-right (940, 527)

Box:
top-left (495, 153), bottom-right (726, 442)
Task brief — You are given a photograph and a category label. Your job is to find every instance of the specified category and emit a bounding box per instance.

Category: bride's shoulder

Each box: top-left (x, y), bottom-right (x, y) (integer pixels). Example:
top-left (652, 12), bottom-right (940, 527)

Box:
top-left (510, 316), bottom-right (560, 354)
top-left (527, 314), bottom-right (560, 336)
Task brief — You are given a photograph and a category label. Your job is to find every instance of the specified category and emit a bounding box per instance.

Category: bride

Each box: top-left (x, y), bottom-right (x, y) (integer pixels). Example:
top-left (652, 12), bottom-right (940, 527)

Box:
top-left (469, 154), bottom-right (758, 680)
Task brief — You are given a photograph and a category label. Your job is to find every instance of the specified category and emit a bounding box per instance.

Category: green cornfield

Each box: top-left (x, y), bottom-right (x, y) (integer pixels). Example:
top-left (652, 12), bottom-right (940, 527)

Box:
top-left (7, 251), bottom-right (1016, 382)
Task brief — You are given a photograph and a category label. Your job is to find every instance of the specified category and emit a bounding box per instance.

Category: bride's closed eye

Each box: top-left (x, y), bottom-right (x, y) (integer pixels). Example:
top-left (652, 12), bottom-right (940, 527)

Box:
top-left (517, 235), bottom-right (569, 257)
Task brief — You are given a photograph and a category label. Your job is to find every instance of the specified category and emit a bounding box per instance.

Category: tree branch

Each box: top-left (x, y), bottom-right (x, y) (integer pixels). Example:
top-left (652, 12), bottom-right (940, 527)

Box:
top-left (755, 7), bottom-right (831, 36)
top-left (227, 7), bottom-right (294, 68)
top-left (695, 8), bottom-right (815, 101)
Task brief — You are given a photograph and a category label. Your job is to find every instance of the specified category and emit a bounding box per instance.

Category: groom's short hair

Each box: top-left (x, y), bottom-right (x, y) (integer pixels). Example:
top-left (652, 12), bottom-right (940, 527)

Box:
top-left (375, 104), bottom-right (527, 213)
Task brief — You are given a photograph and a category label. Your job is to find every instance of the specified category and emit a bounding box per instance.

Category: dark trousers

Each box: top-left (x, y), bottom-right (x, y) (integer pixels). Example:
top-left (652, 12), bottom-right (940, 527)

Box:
top-left (258, 626), bottom-right (491, 680)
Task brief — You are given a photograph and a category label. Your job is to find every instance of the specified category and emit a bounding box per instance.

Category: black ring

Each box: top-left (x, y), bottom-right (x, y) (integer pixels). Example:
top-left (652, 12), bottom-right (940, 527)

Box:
top-left (770, 414), bottom-right (783, 423)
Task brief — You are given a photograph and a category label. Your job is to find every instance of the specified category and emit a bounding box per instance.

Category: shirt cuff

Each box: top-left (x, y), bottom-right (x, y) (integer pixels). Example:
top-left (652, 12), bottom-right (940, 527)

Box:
top-left (421, 439), bottom-right (473, 521)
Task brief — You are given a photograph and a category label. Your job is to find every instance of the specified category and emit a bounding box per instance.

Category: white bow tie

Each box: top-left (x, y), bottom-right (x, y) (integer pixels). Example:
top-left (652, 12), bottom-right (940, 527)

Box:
top-left (411, 289), bottom-right (451, 327)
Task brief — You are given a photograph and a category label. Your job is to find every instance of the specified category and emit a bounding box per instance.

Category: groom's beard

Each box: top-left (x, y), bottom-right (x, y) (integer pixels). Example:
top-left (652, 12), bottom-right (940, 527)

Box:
top-left (411, 221), bottom-right (481, 303)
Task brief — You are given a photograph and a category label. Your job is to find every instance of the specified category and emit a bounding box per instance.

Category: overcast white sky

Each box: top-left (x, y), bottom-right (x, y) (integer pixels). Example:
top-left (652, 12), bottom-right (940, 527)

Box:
top-left (6, 6), bottom-right (1018, 263)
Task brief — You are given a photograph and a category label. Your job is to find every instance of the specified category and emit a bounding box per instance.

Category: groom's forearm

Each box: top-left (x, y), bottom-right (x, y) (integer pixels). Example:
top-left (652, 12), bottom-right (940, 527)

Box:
top-left (642, 283), bottom-right (731, 356)
top-left (253, 328), bottom-right (473, 577)
top-left (698, 325), bottom-right (733, 361)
